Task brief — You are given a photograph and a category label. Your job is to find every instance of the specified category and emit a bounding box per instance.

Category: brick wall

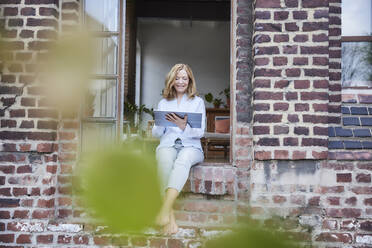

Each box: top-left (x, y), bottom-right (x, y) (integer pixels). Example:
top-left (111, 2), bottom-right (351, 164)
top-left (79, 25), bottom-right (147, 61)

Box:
top-left (1, 0), bottom-right (372, 247)
top-left (252, 0), bottom-right (329, 160)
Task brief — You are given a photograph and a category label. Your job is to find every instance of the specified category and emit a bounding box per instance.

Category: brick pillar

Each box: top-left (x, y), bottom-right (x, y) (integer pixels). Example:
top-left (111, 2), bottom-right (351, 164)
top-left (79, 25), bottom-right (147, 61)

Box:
top-left (252, 0), bottom-right (329, 160)
top-left (328, 0), bottom-right (342, 125)
top-left (232, 0), bottom-right (254, 216)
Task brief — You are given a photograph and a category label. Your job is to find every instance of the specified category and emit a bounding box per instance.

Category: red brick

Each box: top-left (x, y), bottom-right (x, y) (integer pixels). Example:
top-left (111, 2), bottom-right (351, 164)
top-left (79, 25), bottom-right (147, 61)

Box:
top-left (294, 80), bottom-right (310, 89)
top-left (73, 235), bottom-right (89, 245)
top-left (315, 232), bottom-right (352, 243)
top-left (293, 11), bottom-right (307, 19)
top-left (273, 102), bottom-right (289, 111)
top-left (308, 196), bottom-right (320, 206)
top-left (256, 0), bottom-right (281, 8)
top-left (257, 138), bottom-right (280, 146)
top-left (273, 57), bottom-right (288, 66)
top-left (254, 91), bottom-right (283, 100)
top-left (37, 234), bottom-right (53, 244)
top-left (304, 69), bottom-right (328, 77)
top-left (16, 234), bottom-right (31, 244)
top-left (287, 114), bottom-right (299, 122)
top-left (293, 57), bottom-right (308, 65)
top-left (283, 45), bottom-right (298, 54)
top-left (345, 197), bottom-right (357, 206)
top-left (254, 79), bottom-right (271, 88)
top-left (256, 46), bottom-right (280, 55)
top-left (8, 18), bottom-right (23, 26)
top-left (285, 92), bottom-right (298, 102)
top-left (255, 11), bottom-right (271, 20)
top-left (284, 137), bottom-right (298, 146)
top-left (290, 195), bottom-right (305, 205)
top-left (274, 125), bottom-right (289, 134)
top-left (273, 34), bottom-right (289, 42)
top-left (356, 173), bottom-right (371, 183)
top-left (327, 197), bottom-right (340, 205)
top-left (285, 68), bottom-right (301, 77)
top-left (255, 57), bottom-right (269, 66)
top-left (254, 34), bottom-right (270, 43)
top-left (0, 211), bottom-right (10, 219)
top-left (285, 22), bottom-right (299, 31)
top-left (254, 114), bottom-right (282, 123)
top-left (303, 22), bottom-right (328, 31)
top-left (253, 126), bottom-right (270, 135)
top-left (58, 235), bottom-right (72, 244)
top-left (4, 7), bottom-right (18, 16)
top-left (274, 150), bottom-right (288, 159)
top-left (274, 11), bottom-right (288, 20)
top-left (295, 103), bottom-right (309, 111)
top-left (13, 210), bottom-right (29, 218)
top-left (313, 56), bottom-right (328, 65)
top-left (254, 23), bottom-right (282, 32)
top-left (352, 186), bottom-right (372, 194)
top-left (322, 219), bottom-right (337, 230)
top-left (336, 173), bottom-right (352, 183)
top-left (284, 0), bottom-right (298, 7)
top-left (360, 221), bottom-right (372, 232)
top-left (255, 151), bottom-right (271, 160)
top-left (20, 120), bottom-right (34, 129)
top-left (21, 7), bottom-right (36, 16)
top-left (254, 68), bottom-right (282, 77)
top-left (365, 198), bottom-right (372, 206)
top-left (0, 234), bottom-right (14, 243)
top-left (313, 126), bottom-right (328, 135)
top-left (32, 209), bottom-right (53, 219)
top-left (274, 79), bottom-right (289, 88)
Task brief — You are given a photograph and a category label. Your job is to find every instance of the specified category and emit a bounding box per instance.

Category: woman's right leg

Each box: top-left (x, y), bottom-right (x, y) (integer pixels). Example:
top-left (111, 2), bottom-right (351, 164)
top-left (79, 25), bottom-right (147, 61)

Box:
top-left (155, 147), bottom-right (177, 226)
top-left (156, 147), bottom-right (178, 195)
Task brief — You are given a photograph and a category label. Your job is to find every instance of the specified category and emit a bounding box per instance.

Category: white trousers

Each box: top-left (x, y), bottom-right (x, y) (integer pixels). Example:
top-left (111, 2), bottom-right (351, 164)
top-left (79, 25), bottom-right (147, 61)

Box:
top-left (156, 146), bottom-right (204, 194)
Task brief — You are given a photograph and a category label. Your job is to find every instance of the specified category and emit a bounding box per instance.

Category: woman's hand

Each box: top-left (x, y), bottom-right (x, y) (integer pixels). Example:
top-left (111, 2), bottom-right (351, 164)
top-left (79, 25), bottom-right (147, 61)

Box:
top-left (166, 113), bottom-right (188, 131)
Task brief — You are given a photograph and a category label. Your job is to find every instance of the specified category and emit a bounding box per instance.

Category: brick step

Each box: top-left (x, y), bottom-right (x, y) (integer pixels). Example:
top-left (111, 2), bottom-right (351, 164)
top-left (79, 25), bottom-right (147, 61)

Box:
top-left (183, 163), bottom-right (235, 196)
top-left (0, 221), bottom-right (231, 247)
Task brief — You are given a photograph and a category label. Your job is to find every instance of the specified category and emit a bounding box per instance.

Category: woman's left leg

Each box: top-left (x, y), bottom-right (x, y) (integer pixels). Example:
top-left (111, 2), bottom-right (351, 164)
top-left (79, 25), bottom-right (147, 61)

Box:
top-left (162, 147), bottom-right (204, 234)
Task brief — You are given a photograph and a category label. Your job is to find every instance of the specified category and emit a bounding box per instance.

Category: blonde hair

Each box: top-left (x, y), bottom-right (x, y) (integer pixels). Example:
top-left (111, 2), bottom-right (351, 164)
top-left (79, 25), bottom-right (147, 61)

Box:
top-left (163, 63), bottom-right (197, 100)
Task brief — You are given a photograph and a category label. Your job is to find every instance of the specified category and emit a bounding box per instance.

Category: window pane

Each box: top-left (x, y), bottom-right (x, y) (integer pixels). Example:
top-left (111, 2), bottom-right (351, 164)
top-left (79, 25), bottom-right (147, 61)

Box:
top-left (85, 79), bottom-right (117, 118)
top-left (93, 36), bottom-right (118, 75)
top-left (342, 42), bottom-right (372, 87)
top-left (81, 122), bottom-right (116, 152)
top-left (85, 0), bottom-right (119, 32)
top-left (342, 0), bottom-right (372, 36)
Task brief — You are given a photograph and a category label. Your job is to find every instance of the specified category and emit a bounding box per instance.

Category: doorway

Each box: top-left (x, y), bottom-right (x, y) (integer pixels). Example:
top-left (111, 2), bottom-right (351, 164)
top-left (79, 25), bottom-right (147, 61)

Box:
top-left (125, 0), bottom-right (232, 163)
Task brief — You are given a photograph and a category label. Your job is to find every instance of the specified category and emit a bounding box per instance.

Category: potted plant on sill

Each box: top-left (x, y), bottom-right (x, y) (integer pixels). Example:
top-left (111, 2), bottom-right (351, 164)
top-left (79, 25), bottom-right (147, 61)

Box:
top-left (219, 86), bottom-right (230, 108)
top-left (213, 98), bottom-right (223, 108)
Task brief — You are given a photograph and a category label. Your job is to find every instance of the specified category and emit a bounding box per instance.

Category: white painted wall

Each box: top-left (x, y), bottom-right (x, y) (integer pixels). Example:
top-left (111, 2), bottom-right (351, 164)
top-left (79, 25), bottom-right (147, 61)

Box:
top-left (137, 18), bottom-right (230, 128)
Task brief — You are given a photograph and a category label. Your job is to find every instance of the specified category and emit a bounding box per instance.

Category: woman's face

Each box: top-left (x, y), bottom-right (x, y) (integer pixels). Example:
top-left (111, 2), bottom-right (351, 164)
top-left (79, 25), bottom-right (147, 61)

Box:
top-left (173, 69), bottom-right (189, 95)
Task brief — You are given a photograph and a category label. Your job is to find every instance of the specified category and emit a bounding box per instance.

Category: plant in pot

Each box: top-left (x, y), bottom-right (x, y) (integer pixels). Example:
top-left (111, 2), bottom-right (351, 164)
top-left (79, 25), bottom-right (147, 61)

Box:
top-left (204, 93), bottom-right (214, 105)
top-left (219, 86), bottom-right (230, 108)
top-left (213, 98), bottom-right (223, 108)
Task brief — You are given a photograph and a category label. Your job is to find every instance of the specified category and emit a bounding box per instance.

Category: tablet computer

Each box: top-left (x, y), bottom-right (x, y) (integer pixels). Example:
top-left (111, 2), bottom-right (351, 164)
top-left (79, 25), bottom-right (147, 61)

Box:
top-left (154, 110), bottom-right (202, 128)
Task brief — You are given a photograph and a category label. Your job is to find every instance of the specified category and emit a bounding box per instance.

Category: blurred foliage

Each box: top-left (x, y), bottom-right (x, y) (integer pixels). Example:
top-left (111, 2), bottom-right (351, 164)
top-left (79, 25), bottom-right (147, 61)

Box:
top-left (37, 31), bottom-right (96, 112)
top-left (205, 217), bottom-right (301, 248)
top-left (75, 142), bottom-right (161, 233)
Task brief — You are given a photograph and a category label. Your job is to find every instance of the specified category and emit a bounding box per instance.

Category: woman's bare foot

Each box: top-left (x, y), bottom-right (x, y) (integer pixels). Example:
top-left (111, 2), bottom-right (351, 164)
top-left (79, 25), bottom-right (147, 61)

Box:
top-left (162, 210), bottom-right (178, 235)
top-left (169, 209), bottom-right (178, 234)
top-left (155, 207), bottom-right (171, 226)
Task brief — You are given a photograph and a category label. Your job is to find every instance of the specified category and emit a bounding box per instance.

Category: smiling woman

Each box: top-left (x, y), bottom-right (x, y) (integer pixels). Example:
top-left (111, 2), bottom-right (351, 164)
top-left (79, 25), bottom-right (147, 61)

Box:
top-left (151, 63), bottom-right (206, 235)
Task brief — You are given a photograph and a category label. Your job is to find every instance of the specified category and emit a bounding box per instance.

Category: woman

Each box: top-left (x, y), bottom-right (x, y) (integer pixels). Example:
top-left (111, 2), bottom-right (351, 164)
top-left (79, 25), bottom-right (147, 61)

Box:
top-left (152, 63), bottom-right (205, 235)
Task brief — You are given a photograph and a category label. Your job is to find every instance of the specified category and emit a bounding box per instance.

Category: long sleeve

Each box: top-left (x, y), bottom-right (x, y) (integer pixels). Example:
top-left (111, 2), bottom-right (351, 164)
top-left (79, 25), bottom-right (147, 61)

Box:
top-left (181, 98), bottom-right (206, 138)
top-left (152, 101), bottom-right (166, 138)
